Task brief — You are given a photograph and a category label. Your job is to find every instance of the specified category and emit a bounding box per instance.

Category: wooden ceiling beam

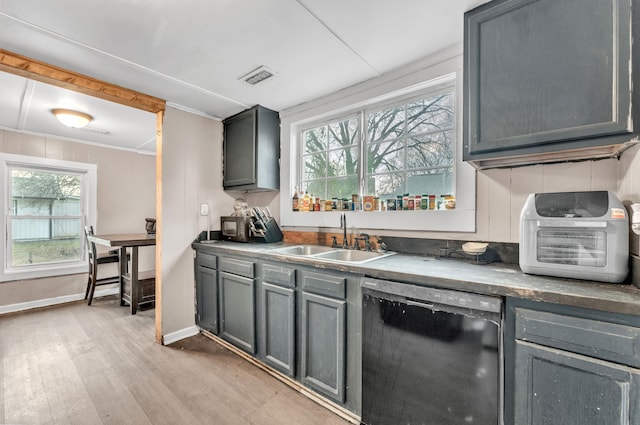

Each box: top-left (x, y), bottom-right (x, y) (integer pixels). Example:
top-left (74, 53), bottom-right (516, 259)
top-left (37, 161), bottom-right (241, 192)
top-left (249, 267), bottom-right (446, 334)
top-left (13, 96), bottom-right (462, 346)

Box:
top-left (0, 49), bottom-right (166, 113)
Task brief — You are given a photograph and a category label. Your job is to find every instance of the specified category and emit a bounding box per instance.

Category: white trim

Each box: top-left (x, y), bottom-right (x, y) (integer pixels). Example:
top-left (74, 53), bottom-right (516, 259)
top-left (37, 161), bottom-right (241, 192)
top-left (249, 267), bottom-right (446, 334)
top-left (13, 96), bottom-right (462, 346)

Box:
top-left (162, 325), bottom-right (200, 345)
top-left (0, 287), bottom-right (117, 315)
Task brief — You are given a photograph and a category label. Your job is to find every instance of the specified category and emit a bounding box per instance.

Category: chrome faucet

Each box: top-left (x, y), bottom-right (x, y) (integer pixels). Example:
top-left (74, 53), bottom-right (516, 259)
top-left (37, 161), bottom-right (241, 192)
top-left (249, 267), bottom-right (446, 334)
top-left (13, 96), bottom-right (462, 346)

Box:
top-left (340, 213), bottom-right (348, 248)
top-left (359, 233), bottom-right (371, 251)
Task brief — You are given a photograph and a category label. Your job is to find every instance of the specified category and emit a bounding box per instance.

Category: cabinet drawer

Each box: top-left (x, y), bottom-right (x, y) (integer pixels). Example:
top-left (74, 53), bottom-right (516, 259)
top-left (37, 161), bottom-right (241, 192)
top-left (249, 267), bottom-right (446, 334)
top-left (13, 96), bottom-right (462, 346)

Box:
top-left (219, 257), bottom-right (254, 278)
top-left (197, 251), bottom-right (217, 269)
top-left (515, 307), bottom-right (640, 368)
top-left (302, 271), bottom-right (345, 299)
top-left (262, 263), bottom-right (295, 288)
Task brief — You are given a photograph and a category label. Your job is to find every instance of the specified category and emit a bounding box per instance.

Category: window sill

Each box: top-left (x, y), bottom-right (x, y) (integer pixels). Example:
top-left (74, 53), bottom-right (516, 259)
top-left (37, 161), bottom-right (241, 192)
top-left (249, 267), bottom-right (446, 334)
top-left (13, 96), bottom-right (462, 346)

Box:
top-left (0, 263), bottom-right (87, 283)
top-left (280, 209), bottom-right (475, 232)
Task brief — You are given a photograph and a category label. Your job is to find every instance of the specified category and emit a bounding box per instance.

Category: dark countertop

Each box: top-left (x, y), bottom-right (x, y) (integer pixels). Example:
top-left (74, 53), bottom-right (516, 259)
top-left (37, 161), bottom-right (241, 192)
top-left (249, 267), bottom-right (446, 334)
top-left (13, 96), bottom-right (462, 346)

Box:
top-left (193, 240), bottom-right (640, 316)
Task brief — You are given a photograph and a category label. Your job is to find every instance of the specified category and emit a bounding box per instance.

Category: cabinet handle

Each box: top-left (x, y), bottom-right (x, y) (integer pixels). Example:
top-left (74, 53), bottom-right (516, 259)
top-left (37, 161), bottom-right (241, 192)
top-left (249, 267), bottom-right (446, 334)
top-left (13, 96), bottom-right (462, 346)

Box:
top-left (406, 299), bottom-right (435, 309)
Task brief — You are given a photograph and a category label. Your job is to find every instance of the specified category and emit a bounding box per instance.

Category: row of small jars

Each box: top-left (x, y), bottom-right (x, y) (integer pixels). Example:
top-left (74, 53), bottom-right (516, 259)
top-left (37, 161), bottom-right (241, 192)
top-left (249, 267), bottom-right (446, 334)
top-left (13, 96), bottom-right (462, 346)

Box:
top-left (297, 194), bottom-right (455, 212)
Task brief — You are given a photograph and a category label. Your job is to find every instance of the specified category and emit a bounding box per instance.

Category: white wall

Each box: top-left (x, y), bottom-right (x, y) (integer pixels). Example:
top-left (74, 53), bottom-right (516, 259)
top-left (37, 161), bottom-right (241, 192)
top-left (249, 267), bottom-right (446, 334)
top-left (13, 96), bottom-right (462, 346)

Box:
top-left (160, 107), bottom-right (234, 337)
top-left (0, 129), bottom-right (156, 310)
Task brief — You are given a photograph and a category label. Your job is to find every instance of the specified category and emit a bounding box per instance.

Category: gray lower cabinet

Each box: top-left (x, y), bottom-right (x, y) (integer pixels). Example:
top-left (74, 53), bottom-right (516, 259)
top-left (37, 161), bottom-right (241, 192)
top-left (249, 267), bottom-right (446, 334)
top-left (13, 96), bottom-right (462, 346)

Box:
top-left (300, 270), bottom-right (347, 404)
top-left (507, 298), bottom-right (640, 425)
top-left (259, 262), bottom-right (296, 377)
top-left (218, 256), bottom-right (256, 354)
top-left (194, 250), bottom-right (218, 334)
top-left (515, 341), bottom-right (640, 425)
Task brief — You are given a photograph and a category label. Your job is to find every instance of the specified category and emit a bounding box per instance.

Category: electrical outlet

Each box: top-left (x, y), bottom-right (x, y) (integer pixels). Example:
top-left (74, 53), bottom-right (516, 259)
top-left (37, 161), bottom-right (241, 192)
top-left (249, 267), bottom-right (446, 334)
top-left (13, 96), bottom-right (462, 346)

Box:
top-left (200, 203), bottom-right (209, 216)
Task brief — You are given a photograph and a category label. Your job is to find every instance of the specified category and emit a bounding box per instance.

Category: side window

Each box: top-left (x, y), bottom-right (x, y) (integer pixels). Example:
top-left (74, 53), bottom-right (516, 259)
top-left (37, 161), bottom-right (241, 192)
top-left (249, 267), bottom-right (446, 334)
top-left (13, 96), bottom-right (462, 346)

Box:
top-left (8, 167), bottom-right (84, 268)
top-left (0, 153), bottom-right (96, 281)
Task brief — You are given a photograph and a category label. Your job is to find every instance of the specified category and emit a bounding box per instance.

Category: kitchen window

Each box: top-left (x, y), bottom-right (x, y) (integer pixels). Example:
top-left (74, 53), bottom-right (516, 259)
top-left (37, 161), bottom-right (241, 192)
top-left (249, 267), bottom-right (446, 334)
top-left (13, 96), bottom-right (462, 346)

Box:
top-left (280, 51), bottom-right (476, 232)
top-left (301, 89), bottom-right (454, 203)
top-left (0, 153), bottom-right (97, 281)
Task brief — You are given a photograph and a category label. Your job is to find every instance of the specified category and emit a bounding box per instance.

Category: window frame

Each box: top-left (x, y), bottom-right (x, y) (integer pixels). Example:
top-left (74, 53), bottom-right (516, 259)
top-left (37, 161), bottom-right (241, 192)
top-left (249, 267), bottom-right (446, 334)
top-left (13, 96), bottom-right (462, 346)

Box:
top-left (279, 51), bottom-right (476, 233)
top-left (0, 153), bottom-right (97, 282)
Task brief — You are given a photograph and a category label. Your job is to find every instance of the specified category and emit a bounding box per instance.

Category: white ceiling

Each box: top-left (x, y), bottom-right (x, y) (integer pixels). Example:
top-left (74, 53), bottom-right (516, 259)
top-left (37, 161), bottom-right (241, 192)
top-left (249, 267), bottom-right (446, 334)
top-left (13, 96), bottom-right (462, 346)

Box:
top-left (0, 0), bottom-right (489, 154)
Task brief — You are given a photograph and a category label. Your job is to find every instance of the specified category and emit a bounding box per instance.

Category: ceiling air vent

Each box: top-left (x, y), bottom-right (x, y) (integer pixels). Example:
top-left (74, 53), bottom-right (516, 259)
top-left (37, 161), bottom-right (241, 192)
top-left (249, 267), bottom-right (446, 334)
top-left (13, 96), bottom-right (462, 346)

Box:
top-left (241, 66), bottom-right (276, 85)
top-left (80, 126), bottom-right (110, 135)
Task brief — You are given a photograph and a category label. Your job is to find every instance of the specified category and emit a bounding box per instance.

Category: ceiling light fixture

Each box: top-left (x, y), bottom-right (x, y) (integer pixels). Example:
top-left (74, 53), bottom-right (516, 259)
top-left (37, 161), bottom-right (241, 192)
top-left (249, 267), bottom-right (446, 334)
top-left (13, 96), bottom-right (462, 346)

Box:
top-left (51, 108), bottom-right (93, 128)
top-left (241, 66), bottom-right (276, 85)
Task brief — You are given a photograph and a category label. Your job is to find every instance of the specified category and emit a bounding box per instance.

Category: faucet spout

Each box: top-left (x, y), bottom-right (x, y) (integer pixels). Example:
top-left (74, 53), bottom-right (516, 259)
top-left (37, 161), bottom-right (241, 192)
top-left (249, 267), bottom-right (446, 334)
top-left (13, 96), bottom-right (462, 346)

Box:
top-left (340, 213), bottom-right (348, 248)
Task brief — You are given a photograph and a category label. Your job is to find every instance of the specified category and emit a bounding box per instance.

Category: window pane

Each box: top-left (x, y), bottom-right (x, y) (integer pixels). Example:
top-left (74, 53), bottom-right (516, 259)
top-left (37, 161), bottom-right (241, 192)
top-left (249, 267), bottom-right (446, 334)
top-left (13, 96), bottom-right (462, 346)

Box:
top-left (12, 170), bottom-right (81, 216)
top-left (406, 130), bottom-right (454, 170)
top-left (302, 181), bottom-right (324, 199)
top-left (327, 177), bottom-right (359, 200)
top-left (406, 168), bottom-right (453, 196)
top-left (11, 218), bottom-right (83, 266)
top-left (328, 118), bottom-right (359, 149)
top-left (303, 153), bottom-right (327, 180)
top-left (368, 106), bottom-right (405, 143)
top-left (366, 173), bottom-right (404, 198)
top-left (406, 93), bottom-right (455, 135)
top-left (328, 147), bottom-right (359, 177)
top-left (303, 126), bottom-right (327, 154)
top-left (368, 140), bottom-right (405, 173)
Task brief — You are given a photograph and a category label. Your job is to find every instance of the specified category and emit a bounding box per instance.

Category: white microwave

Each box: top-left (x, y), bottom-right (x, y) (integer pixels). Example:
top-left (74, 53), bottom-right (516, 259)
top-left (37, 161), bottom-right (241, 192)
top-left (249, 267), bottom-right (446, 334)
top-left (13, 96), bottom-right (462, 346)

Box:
top-left (519, 191), bottom-right (629, 283)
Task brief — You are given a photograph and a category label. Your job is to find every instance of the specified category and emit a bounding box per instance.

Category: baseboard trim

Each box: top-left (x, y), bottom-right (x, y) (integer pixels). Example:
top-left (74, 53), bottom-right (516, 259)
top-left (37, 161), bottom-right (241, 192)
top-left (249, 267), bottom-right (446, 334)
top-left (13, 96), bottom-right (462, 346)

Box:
top-left (0, 287), bottom-right (118, 315)
top-left (162, 325), bottom-right (200, 345)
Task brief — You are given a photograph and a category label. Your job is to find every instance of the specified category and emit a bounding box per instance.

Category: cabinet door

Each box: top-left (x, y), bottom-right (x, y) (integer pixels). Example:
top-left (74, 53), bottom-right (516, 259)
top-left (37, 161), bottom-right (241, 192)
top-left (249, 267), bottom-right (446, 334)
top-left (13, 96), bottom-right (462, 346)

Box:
top-left (219, 271), bottom-right (256, 354)
top-left (196, 265), bottom-right (218, 334)
top-left (223, 108), bottom-right (256, 188)
top-left (301, 291), bottom-right (346, 403)
top-left (260, 282), bottom-right (295, 377)
top-left (515, 340), bottom-right (640, 425)
top-left (464, 0), bottom-right (633, 163)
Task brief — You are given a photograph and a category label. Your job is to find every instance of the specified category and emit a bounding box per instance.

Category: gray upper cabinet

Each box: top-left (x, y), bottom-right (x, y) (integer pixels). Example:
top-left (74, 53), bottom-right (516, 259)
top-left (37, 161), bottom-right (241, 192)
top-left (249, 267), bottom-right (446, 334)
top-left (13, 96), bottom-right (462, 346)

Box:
top-left (464, 0), bottom-right (639, 169)
top-left (223, 105), bottom-right (280, 191)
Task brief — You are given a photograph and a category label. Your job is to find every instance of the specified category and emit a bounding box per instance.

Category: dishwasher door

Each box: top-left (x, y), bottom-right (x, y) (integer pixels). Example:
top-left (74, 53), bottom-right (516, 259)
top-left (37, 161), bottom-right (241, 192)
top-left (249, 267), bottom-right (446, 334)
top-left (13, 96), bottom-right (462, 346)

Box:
top-left (361, 278), bottom-right (502, 425)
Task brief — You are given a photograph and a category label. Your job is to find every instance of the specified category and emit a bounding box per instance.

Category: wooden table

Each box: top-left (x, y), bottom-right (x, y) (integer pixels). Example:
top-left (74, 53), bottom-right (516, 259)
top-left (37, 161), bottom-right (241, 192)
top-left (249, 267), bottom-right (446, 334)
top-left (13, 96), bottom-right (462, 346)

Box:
top-left (87, 233), bottom-right (156, 314)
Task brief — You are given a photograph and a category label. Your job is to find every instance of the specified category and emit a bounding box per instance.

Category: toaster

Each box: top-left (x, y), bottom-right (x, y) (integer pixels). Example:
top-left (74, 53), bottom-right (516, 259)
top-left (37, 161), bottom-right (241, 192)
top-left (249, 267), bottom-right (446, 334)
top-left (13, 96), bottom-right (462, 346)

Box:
top-left (519, 191), bottom-right (628, 283)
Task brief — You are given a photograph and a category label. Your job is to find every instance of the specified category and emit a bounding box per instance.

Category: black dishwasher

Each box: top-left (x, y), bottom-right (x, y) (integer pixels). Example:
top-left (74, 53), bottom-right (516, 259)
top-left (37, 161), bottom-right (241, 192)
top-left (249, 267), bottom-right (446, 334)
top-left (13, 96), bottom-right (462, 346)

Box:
top-left (361, 278), bottom-right (502, 425)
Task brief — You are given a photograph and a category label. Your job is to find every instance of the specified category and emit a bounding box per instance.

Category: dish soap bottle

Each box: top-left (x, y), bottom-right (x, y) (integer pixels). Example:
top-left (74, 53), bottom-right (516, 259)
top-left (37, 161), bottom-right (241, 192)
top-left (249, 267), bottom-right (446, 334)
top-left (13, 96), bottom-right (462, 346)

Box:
top-left (292, 186), bottom-right (299, 212)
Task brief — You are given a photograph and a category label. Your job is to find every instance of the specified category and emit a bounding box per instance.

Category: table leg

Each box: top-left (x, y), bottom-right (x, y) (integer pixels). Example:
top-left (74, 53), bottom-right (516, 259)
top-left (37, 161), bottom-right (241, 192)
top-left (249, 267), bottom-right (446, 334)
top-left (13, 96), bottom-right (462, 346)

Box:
top-left (119, 247), bottom-right (127, 306)
top-left (130, 246), bottom-right (139, 315)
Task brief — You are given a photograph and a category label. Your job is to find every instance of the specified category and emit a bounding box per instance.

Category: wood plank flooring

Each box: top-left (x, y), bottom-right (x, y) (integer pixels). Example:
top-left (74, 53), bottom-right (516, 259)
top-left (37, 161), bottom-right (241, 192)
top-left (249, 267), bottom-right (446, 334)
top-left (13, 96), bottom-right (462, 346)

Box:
top-left (0, 296), bottom-right (351, 425)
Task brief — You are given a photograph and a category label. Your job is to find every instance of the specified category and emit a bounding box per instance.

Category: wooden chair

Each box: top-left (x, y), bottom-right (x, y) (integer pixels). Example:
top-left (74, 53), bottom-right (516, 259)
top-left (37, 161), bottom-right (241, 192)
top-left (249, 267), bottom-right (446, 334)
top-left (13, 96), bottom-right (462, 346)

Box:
top-left (84, 225), bottom-right (120, 305)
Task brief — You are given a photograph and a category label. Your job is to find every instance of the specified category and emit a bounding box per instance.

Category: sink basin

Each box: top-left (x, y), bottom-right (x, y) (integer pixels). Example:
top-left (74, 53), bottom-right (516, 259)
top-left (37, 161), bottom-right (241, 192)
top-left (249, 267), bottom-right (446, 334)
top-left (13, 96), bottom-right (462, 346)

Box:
top-left (272, 244), bottom-right (395, 264)
top-left (271, 245), bottom-right (336, 256)
top-left (313, 249), bottom-right (395, 264)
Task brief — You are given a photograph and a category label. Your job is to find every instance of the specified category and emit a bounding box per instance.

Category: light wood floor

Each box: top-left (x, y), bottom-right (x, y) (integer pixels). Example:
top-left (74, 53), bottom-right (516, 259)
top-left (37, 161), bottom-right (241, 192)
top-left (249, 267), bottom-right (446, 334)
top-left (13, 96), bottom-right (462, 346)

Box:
top-left (0, 296), bottom-right (351, 425)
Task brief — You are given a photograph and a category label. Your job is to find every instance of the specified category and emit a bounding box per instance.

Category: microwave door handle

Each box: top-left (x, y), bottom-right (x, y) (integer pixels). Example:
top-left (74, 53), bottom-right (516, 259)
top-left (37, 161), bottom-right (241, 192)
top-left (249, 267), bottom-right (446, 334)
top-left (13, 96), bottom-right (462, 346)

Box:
top-left (536, 220), bottom-right (608, 228)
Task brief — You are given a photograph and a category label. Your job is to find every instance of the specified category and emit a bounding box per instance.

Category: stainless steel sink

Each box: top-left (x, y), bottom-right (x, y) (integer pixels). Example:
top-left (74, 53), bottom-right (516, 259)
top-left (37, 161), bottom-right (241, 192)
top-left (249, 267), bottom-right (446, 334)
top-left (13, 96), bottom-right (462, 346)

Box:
top-left (271, 245), bottom-right (336, 256)
top-left (313, 249), bottom-right (395, 263)
top-left (272, 244), bottom-right (395, 263)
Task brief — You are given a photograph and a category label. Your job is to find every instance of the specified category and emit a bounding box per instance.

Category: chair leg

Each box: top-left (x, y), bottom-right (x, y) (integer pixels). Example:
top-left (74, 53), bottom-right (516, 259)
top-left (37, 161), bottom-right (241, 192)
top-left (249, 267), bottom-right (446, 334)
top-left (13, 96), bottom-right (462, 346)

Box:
top-left (87, 275), bottom-right (96, 306)
top-left (84, 274), bottom-right (92, 300)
